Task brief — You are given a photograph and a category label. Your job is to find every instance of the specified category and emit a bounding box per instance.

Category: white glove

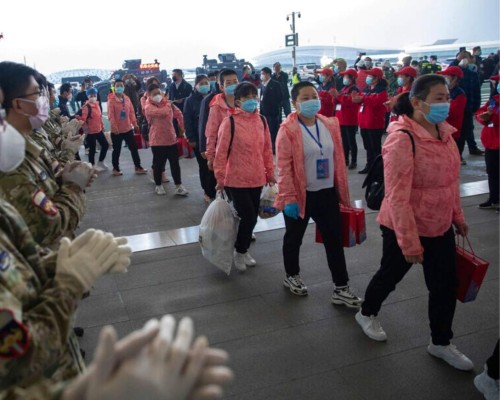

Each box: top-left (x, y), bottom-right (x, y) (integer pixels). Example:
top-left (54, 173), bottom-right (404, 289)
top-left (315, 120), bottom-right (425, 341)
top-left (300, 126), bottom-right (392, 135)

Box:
top-left (56, 230), bottom-right (119, 292)
top-left (61, 119), bottom-right (83, 137)
top-left (62, 133), bottom-right (85, 153)
top-left (62, 161), bottom-right (96, 190)
top-left (60, 116), bottom-right (70, 124)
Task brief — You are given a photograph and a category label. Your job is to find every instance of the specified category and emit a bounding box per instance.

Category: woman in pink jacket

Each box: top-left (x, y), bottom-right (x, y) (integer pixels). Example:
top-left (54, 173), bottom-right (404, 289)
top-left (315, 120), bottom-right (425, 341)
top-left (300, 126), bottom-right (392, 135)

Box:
top-left (274, 81), bottom-right (362, 307)
top-left (356, 75), bottom-right (473, 372)
top-left (144, 84), bottom-right (189, 196)
top-left (214, 82), bottom-right (275, 272)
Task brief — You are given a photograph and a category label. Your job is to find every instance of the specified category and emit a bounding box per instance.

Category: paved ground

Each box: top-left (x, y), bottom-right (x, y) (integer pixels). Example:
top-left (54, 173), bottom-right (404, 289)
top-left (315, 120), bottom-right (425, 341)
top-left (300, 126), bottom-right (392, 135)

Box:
top-left (75, 131), bottom-right (498, 400)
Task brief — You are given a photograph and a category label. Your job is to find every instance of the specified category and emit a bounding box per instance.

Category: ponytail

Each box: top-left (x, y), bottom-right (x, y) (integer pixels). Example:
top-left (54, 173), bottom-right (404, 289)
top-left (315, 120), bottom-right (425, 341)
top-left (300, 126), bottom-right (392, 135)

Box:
top-left (392, 92), bottom-right (413, 117)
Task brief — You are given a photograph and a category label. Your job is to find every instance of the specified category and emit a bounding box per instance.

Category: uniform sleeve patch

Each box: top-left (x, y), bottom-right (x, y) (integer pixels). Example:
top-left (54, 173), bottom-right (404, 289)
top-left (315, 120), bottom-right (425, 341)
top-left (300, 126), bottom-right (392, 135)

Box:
top-left (0, 309), bottom-right (30, 359)
top-left (32, 190), bottom-right (58, 216)
top-left (0, 251), bottom-right (11, 272)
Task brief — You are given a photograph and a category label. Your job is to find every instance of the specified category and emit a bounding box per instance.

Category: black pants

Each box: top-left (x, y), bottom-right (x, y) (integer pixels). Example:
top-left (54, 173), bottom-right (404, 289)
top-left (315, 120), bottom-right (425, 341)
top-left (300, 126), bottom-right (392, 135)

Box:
top-left (485, 149), bottom-right (500, 203)
top-left (360, 128), bottom-right (383, 168)
top-left (193, 145), bottom-right (216, 199)
top-left (151, 145), bottom-right (181, 185)
top-left (86, 131), bottom-right (109, 165)
top-left (282, 187), bottom-right (349, 286)
top-left (263, 114), bottom-right (281, 154)
top-left (282, 99), bottom-right (292, 118)
top-left (362, 226), bottom-right (457, 346)
top-left (111, 130), bottom-right (142, 170)
top-left (340, 125), bottom-right (358, 164)
top-left (457, 109), bottom-right (479, 155)
top-left (225, 187), bottom-right (262, 254)
top-left (487, 340), bottom-right (499, 379)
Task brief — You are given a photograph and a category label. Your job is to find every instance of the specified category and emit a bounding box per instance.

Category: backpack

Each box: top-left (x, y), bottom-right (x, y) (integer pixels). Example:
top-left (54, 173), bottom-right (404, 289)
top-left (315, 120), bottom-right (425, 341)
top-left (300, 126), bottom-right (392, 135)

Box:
top-left (227, 114), bottom-right (267, 158)
top-left (75, 103), bottom-right (92, 122)
top-left (362, 129), bottom-right (415, 210)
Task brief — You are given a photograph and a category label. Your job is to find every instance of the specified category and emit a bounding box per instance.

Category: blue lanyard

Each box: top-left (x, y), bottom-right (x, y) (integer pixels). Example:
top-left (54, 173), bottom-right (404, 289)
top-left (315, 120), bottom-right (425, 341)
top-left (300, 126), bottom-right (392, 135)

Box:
top-left (299, 119), bottom-right (323, 155)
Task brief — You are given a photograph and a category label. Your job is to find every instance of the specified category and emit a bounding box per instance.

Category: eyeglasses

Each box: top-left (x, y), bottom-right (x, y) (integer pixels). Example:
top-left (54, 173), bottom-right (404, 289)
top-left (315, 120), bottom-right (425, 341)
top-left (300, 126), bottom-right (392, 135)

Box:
top-left (19, 89), bottom-right (47, 99)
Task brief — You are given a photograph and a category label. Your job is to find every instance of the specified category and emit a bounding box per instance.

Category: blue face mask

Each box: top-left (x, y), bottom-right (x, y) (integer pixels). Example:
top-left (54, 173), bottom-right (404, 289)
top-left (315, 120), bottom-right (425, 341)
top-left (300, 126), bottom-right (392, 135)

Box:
top-left (115, 86), bottom-right (124, 94)
top-left (225, 84), bottom-right (237, 95)
top-left (298, 99), bottom-right (321, 118)
top-left (366, 76), bottom-right (373, 86)
top-left (423, 102), bottom-right (450, 124)
top-left (241, 99), bottom-right (258, 113)
top-left (318, 75), bottom-right (325, 83)
top-left (53, 97), bottom-right (59, 108)
top-left (397, 77), bottom-right (404, 86)
top-left (334, 66), bottom-right (339, 74)
top-left (342, 78), bottom-right (350, 86)
top-left (198, 84), bottom-right (210, 94)
top-left (209, 80), bottom-right (217, 88)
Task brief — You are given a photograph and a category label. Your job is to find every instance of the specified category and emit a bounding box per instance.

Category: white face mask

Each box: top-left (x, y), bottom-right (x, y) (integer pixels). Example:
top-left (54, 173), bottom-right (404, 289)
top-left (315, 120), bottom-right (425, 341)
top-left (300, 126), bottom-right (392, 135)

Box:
top-left (152, 94), bottom-right (163, 103)
top-left (0, 119), bottom-right (26, 172)
top-left (67, 93), bottom-right (73, 101)
top-left (18, 96), bottom-right (50, 129)
top-left (89, 97), bottom-right (97, 103)
top-left (458, 59), bottom-right (469, 68)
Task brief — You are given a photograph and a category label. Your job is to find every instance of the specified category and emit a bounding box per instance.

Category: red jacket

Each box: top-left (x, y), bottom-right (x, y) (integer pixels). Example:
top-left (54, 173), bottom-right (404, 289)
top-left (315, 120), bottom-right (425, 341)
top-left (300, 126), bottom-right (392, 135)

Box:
top-left (476, 95), bottom-right (500, 150)
top-left (336, 84), bottom-right (359, 126)
top-left (318, 90), bottom-right (335, 117)
top-left (107, 93), bottom-right (137, 133)
top-left (448, 87), bottom-right (467, 139)
top-left (77, 101), bottom-right (103, 134)
top-left (144, 97), bottom-right (184, 147)
top-left (205, 93), bottom-right (233, 162)
top-left (356, 69), bottom-right (369, 92)
top-left (358, 82), bottom-right (388, 130)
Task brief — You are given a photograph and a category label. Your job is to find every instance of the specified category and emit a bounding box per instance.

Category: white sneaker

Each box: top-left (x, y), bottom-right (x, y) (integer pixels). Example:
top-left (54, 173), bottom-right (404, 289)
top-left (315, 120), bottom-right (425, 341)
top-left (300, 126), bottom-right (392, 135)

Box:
top-left (96, 161), bottom-right (108, 171)
top-left (251, 233), bottom-right (257, 241)
top-left (427, 341), bottom-right (474, 371)
top-left (244, 252), bottom-right (256, 267)
top-left (233, 250), bottom-right (247, 272)
top-left (355, 311), bottom-right (387, 342)
top-left (332, 286), bottom-right (363, 308)
top-left (155, 185), bottom-right (166, 196)
top-left (148, 168), bottom-right (155, 184)
top-left (474, 366), bottom-right (499, 400)
top-left (283, 275), bottom-right (308, 296)
top-left (175, 185), bottom-right (189, 196)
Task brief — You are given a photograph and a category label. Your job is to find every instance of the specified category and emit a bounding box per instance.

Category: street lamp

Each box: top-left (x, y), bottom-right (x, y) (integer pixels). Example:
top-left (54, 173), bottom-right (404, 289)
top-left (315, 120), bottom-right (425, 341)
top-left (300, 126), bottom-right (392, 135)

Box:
top-left (286, 12), bottom-right (301, 68)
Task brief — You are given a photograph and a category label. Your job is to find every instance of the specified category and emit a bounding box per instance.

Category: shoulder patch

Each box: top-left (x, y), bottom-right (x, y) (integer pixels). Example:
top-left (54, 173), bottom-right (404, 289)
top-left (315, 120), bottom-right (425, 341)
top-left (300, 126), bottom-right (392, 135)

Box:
top-left (32, 190), bottom-right (58, 216)
top-left (0, 251), bottom-right (11, 272)
top-left (0, 309), bottom-right (29, 359)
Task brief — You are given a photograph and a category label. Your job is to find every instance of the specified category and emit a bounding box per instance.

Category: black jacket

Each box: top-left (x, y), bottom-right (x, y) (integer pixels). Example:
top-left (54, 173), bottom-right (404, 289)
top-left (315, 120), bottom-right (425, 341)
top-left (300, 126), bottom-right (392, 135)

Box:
top-left (272, 71), bottom-right (290, 100)
top-left (183, 90), bottom-right (205, 145)
top-left (198, 92), bottom-right (217, 153)
top-left (169, 79), bottom-right (193, 112)
top-left (58, 96), bottom-right (74, 119)
top-left (260, 79), bottom-right (283, 117)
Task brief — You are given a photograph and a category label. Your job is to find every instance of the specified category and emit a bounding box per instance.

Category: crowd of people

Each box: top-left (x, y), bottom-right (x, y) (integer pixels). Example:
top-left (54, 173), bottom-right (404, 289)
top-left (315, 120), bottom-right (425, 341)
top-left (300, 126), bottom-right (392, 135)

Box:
top-left (0, 43), bottom-right (498, 399)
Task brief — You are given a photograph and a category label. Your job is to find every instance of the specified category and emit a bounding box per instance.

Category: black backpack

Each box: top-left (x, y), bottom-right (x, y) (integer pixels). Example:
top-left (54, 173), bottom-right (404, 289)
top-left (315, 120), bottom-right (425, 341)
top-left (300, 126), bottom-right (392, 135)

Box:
top-left (75, 103), bottom-right (92, 122)
top-left (362, 129), bottom-right (415, 211)
top-left (227, 114), bottom-right (267, 158)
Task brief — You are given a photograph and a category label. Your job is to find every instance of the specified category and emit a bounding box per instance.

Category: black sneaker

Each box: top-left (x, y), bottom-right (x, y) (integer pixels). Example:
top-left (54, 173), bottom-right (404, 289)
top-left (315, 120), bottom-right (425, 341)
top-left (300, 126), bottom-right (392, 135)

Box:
top-left (331, 286), bottom-right (363, 308)
top-left (358, 167), bottom-right (369, 174)
top-left (469, 148), bottom-right (485, 156)
top-left (283, 275), bottom-right (308, 296)
top-left (478, 201), bottom-right (500, 209)
top-left (348, 162), bottom-right (357, 170)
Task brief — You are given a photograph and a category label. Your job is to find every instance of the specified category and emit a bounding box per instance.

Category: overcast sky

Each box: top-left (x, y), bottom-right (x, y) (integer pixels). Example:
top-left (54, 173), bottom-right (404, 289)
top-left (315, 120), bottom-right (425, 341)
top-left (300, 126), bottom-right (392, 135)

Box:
top-left (1, 0), bottom-right (498, 74)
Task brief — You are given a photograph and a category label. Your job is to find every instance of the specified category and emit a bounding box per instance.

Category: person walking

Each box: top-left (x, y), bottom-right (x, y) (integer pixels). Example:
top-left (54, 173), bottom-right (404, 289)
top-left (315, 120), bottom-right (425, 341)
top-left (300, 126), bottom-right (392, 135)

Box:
top-left (274, 81), bottom-right (362, 306)
top-left (272, 62), bottom-right (291, 118)
top-left (107, 79), bottom-right (147, 176)
top-left (259, 67), bottom-right (283, 153)
top-left (355, 75), bottom-right (474, 372)
top-left (214, 82), bottom-right (275, 271)
top-left (144, 84), bottom-right (189, 196)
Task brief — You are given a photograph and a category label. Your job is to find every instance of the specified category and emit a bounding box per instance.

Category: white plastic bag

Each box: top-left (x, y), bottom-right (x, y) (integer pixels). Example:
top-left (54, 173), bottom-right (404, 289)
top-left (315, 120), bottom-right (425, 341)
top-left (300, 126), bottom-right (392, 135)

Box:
top-left (199, 192), bottom-right (240, 275)
top-left (258, 184), bottom-right (280, 219)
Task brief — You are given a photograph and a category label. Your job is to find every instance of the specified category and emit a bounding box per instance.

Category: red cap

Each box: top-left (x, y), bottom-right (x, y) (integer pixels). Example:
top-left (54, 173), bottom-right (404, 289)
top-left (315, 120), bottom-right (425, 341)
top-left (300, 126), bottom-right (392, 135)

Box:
top-left (365, 68), bottom-right (384, 79)
top-left (437, 66), bottom-right (464, 79)
top-left (490, 75), bottom-right (500, 82)
top-left (395, 66), bottom-right (417, 78)
top-left (316, 68), bottom-right (333, 76)
top-left (340, 68), bottom-right (358, 79)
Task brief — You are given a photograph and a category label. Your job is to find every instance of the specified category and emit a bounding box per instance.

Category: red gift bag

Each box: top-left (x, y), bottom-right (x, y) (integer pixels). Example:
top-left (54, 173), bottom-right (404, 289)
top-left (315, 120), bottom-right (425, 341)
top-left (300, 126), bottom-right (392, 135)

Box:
top-left (354, 207), bottom-right (366, 244)
top-left (177, 137), bottom-right (195, 159)
top-left (134, 127), bottom-right (145, 149)
top-left (315, 206), bottom-right (358, 248)
top-left (456, 236), bottom-right (489, 303)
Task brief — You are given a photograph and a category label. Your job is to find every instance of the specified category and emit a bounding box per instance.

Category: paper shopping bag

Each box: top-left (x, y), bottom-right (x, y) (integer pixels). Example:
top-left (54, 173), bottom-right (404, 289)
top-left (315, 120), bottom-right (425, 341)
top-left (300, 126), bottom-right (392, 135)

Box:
top-left (456, 236), bottom-right (489, 303)
top-left (177, 137), bottom-right (195, 159)
top-left (315, 206), bottom-right (357, 248)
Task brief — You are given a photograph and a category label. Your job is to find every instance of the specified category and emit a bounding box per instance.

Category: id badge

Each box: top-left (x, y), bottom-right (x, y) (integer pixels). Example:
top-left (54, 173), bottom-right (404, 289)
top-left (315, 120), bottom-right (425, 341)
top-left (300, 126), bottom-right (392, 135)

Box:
top-left (335, 104), bottom-right (342, 111)
top-left (360, 105), bottom-right (364, 113)
top-left (316, 159), bottom-right (329, 179)
top-left (488, 122), bottom-right (494, 128)
top-left (120, 110), bottom-right (126, 120)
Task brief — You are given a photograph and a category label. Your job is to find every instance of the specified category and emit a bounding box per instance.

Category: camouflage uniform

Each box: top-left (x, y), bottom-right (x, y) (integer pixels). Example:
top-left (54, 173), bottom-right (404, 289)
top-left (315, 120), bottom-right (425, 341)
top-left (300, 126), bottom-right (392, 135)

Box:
top-left (0, 136), bottom-right (86, 247)
top-left (384, 69), bottom-right (399, 97)
top-left (0, 380), bottom-right (67, 400)
top-left (0, 200), bottom-right (84, 392)
top-left (40, 110), bottom-right (76, 165)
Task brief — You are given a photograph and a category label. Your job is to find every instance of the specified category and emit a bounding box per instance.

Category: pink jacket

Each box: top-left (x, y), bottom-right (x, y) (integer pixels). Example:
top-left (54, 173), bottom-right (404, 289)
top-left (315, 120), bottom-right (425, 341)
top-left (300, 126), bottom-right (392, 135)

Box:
top-left (274, 113), bottom-right (350, 218)
top-left (214, 109), bottom-right (274, 188)
top-left (107, 93), bottom-right (137, 133)
top-left (78, 101), bottom-right (103, 134)
top-left (205, 93), bottom-right (232, 162)
top-left (377, 116), bottom-right (465, 256)
top-left (144, 97), bottom-right (184, 146)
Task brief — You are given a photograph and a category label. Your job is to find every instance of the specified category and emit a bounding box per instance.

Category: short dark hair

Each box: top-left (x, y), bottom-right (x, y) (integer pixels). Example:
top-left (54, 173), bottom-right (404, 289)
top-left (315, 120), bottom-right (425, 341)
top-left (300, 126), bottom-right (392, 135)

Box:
top-left (219, 69), bottom-right (237, 85)
top-left (114, 79), bottom-right (124, 84)
top-left (47, 82), bottom-right (55, 90)
top-left (291, 81), bottom-right (316, 101)
top-left (207, 70), bottom-right (219, 78)
top-left (430, 55), bottom-right (437, 60)
top-left (147, 83), bottom-right (160, 93)
top-left (234, 82), bottom-right (258, 102)
top-left (146, 77), bottom-right (160, 87)
top-left (0, 61), bottom-right (38, 111)
top-left (172, 69), bottom-right (183, 76)
top-left (194, 74), bottom-right (208, 86)
top-left (273, 62), bottom-right (281, 67)
top-left (60, 83), bottom-right (72, 94)
top-left (261, 67), bottom-right (272, 75)
top-left (393, 74), bottom-right (447, 117)
top-left (473, 46), bottom-right (481, 51)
